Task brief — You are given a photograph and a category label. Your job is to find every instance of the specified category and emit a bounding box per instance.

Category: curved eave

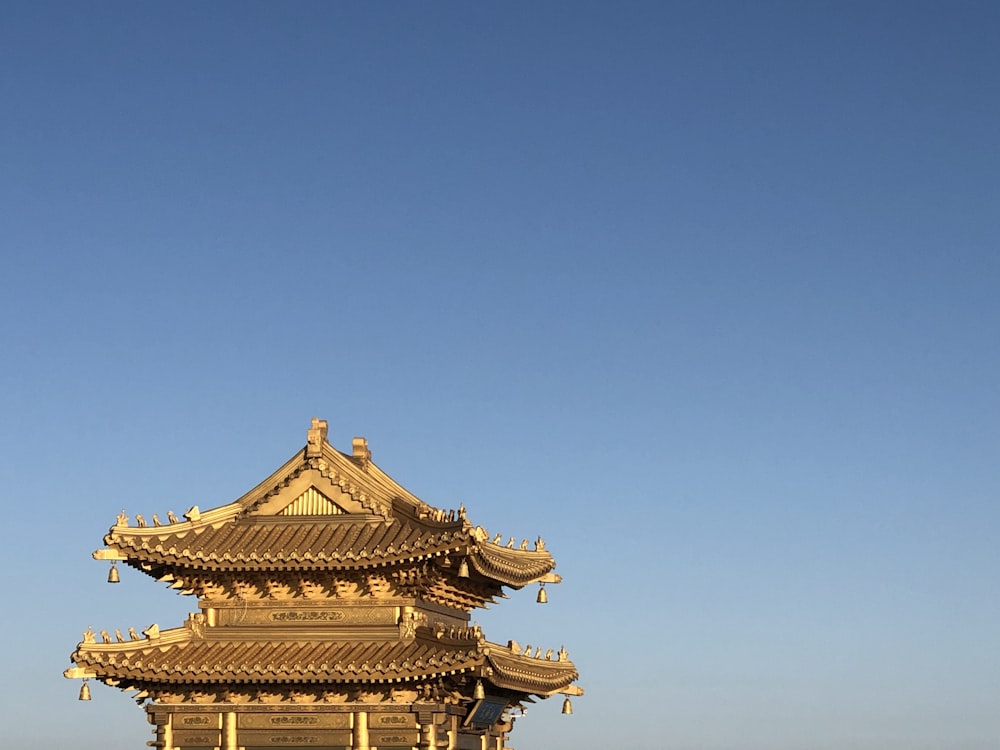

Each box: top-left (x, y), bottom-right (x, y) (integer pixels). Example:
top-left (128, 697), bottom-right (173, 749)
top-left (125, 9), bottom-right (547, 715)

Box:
top-left (484, 647), bottom-right (580, 696)
top-left (470, 543), bottom-right (556, 588)
top-left (70, 630), bottom-right (487, 686)
top-left (100, 524), bottom-right (475, 574)
top-left (102, 503), bottom-right (243, 552)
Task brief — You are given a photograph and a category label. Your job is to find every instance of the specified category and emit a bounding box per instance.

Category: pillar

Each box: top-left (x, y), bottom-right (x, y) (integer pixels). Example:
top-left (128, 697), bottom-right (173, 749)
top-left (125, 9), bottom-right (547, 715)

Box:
top-left (353, 709), bottom-right (370, 750)
top-left (222, 711), bottom-right (237, 750)
top-left (419, 721), bottom-right (435, 749)
top-left (160, 719), bottom-right (174, 750)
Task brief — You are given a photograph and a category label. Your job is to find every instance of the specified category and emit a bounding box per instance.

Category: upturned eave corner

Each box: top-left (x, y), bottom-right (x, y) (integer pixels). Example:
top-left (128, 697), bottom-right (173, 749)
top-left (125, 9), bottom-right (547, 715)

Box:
top-left (92, 547), bottom-right (127, 561)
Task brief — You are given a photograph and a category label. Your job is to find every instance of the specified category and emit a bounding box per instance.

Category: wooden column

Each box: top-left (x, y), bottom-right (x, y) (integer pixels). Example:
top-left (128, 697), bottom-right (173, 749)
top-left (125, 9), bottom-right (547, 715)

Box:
top-left (160, 719), bottom-right (173, 750)
top-left (353, 709), bottom-right (370, 750)
top-left (222, 711), bottom-right (237, 750)
top-left (419, 720), bottom-right (435, 749)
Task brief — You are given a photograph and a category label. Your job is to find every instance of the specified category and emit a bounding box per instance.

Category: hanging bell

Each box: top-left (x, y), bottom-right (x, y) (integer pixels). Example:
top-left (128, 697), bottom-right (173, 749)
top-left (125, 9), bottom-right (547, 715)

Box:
top-left (536, 583), bottom-right (547, 604)
top-left (561, 697), bottom-right (573, 715)
top-left (457, 559), bottom-right (470, 578)
top-left (473, 680), bottom-right (485, 700)
top-left (107, 562), bottom-right (120, 584)
top-left (79, 680), bottom-right (92, 701)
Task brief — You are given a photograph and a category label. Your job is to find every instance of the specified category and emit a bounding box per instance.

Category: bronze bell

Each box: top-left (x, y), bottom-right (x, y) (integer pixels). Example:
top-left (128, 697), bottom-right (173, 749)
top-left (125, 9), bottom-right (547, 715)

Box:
top-left (79, 681), bottom-right (92, 701)
top-left (536, 583), bottom-right (547, 604)
top-left (107, 562), bottom-right (120, 584)
top-left (561, 697), bottom-right (573, 715)
top-left (457, 559), bottom-right (470, 578)
top-left (473, 680), bottom-right (485, 700)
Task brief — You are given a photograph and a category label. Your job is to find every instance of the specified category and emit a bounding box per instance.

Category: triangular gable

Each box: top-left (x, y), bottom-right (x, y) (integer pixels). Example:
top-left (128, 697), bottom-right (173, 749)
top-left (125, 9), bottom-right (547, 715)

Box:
top-left (279, 486), bottom-right (348, 516)
top-left (247, 470), bottom-right (373, 517)
top-left (223, 430), bottom-right (405, 520)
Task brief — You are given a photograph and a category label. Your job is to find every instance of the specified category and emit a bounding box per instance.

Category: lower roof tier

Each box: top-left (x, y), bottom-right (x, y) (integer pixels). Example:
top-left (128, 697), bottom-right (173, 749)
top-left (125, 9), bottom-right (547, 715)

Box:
top-left (69, 627), bottom-right (579, 699)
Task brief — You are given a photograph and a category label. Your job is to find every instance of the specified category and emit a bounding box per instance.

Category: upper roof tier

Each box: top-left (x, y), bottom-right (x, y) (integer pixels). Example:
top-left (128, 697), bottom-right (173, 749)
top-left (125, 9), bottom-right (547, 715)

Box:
top-left (97, 419), bottom-right (557, 593)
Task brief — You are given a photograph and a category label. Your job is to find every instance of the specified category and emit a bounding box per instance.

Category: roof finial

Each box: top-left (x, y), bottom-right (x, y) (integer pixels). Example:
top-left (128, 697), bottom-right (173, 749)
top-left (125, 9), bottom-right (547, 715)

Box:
top-left (306, 418), bottom-right (328, 458)
top-left (352, 437), bottom-right (371, 467)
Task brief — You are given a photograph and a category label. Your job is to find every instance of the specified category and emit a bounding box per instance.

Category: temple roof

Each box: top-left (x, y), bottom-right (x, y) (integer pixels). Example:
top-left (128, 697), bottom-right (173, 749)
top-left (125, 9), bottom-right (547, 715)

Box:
top-left (69, 625), bottom-right (579, 698)
top-left (106, 512), bottom-right (553, 584)
top-left (99, 420), bottom-right (555, 590)
top-left (109, 513), bottom-right (471, 572)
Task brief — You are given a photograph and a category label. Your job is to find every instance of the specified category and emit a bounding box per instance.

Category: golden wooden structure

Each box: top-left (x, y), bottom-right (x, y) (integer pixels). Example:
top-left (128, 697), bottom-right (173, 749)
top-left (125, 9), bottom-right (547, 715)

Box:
top-left (66, 419), bottom-right (581, 750)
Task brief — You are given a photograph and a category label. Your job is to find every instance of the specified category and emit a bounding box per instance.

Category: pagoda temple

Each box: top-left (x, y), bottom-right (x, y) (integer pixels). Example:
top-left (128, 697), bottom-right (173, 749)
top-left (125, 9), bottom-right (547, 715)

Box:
top-left (65, 419), bottom-right (581, 750)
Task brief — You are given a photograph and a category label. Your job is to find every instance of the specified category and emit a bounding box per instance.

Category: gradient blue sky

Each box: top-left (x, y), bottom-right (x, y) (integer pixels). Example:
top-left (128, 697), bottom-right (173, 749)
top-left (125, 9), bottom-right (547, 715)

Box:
top-left (2, 3), bottom-right (998, 749)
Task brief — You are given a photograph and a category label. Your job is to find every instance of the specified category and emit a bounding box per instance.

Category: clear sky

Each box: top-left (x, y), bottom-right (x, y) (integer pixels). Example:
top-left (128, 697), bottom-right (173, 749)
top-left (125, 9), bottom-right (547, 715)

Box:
top-left (1, 2), bottom-right (998, 749)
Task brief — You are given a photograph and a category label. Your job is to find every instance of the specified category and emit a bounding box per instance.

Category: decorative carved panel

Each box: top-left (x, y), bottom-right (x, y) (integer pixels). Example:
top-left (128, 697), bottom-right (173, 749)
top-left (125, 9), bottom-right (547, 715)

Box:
top-left (239, 713), bottom-right (351, 730)
top-left (216, 606), bottom-right (396, 627)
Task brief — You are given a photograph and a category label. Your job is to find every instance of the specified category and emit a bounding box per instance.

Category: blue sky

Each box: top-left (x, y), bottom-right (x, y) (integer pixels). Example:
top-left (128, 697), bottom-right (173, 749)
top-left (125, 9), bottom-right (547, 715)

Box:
top-left (1, 3), bottom-right (998, 749)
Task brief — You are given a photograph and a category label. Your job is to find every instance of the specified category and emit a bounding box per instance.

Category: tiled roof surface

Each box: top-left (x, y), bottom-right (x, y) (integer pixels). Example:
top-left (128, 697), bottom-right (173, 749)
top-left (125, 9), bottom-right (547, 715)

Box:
top-left (74, 634), bottom-right (483, 684)
top-left (109, 517), bottom-right (471, 571)
top-left (108, 521), bottom-right (555, 587)
top-left (73, 633), bottom-right (578, 695)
